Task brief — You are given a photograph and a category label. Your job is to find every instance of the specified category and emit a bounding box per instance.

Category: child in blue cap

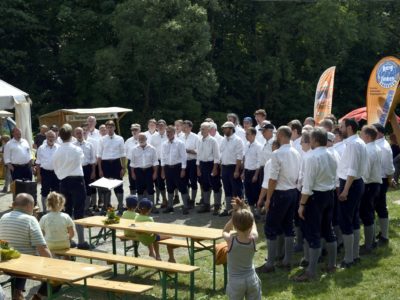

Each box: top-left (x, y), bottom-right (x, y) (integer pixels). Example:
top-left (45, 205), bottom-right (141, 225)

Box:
top-left (121, 195), bottom-right (138, 238)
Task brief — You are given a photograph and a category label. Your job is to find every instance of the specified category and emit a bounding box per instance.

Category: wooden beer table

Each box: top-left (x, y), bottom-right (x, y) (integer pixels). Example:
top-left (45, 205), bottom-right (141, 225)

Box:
top-left (0, 254), bottom-right (111, 299)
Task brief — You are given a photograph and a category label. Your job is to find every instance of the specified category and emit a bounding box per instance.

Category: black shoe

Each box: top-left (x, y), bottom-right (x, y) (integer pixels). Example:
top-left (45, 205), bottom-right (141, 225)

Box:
top-left (340, 260), bottom-right (352, 269)
top-left (188, 200), bottom-right (195, 209)
top-left (377, 236), bottom-right (389, 247)
top-left (77, 242), bottom-right (93, 250)
top-left (197, 205), bottom-right (211, 213)
top-left (85, 209), bottom-right (94, 216)
top-left (163, 207), bottom-right (174, 213)
top-left (70, 240), bottom-right (77, 248)
top-left (213, 205), bottom-right (221, 216)
top-left (256, 263), bottom-right (275, 273)
top-left (182, 207), bottom-right (189, 215)
top-left (173, 195), bottom-right (180, 204)
top-left (359, 245), bottom-right (373, 255)
top-left (219, 210), bottom-right (230, 217)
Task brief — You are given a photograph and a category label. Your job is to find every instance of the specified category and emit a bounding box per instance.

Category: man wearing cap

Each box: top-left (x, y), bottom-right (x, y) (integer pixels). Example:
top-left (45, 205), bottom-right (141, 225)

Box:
top-left (161, 126), bottom-right (190, 214)
top-left (227, 113), bottom-right (246, 144)
top-left (150, 119), bottom-right (168, 207)
top-left (181, 120), bottom-right (200, 207)
top-left (373, 123), bottom-right (395, 246)
top-left (74, 127), bottom-right (97, 216)
top-left (130, 133), bottom-right (158, 210)
top-left (4, 127), bottom-right (33, 181)
top-left (337, 118), bottom-right (367, 268)
top-left (52, 124), bottom-right (90, 249)
top-left (243, 117), bottom-right (253, 131)
top-left (98, 120), bottom-right (126, 214)
top-left (35, 130), bottom-right (60, 213)
top-left (197, 122), bottom-right (222, 214)
top-left (33, 125), bottom-right (48, 149)
top-left (219, 121), bottom-right (244, 217)
top-left (125, 124), bottom-right (141, 195)
top-left (256, 126), bottom-right (301, 273)
top-left (359, 125), bottom-right (382, 253)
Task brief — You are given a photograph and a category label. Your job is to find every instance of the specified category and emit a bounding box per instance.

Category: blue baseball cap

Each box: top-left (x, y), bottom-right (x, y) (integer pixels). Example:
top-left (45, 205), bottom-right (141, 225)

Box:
top-left (138, 198), bottom-right (153, 210)
top-left (243, 117), bottom-right (252, 123)
top-left (125, 196), bottom-right (138, 209)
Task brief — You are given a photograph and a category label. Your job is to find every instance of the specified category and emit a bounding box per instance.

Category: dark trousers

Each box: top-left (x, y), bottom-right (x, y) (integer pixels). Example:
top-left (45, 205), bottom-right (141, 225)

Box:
top-left (199, 161), bottom-right (221, 192)
top-left (375, 178), bottom-right (389, 218)
top-left (101, 159), bottom-right (123, 194)
top-left (165, 164), bottom-right (188, 194)
top-left (11, 164), bottom-right (32, 181)
top-left (184, 159), bottom-right (198, 190)
top-left (294, 189), bottom-right (302, 227)
top-left (302, 190), bottom-right (336, 249)
top-left (155, 160), bottom-right (166, 191)
top-left (83, 165), bottom-right (93, 196)
top-left (339, 178), bottom-right (364, 234)
top-left (127, 159), bottom-right (137, 192)
top-left (60, 176), bottom-right (86, 219)
top-left (14, 278), bottom-right (50, 294)
top-left (258, 166), bottom-right (264, 187)
top-left (134, 167), bottom-right (155, 195)
top-left (221, 164), bottom-right (243, 198)
top-left (40, 168), bottom-right (59, 197)
top-left (360, 183), bottom-right (380, 226)
top-left (244, 169), bottom-right (260, 206)
top-left (264, 189), bottom-right (297, 240)
top-left (332, 189), bottom-right (340, 227)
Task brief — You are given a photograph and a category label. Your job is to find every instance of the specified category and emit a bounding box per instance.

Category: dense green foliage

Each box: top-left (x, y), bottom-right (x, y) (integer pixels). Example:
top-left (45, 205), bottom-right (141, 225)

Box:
top-left (1, 0), bottom-right (400, 134)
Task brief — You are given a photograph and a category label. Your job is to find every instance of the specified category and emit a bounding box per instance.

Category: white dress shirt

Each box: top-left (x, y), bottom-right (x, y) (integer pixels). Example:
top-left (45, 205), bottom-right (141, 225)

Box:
top-left (212, 132), bottom-right (224, 147)
top-left (333, 141), bottom-right (346, 158)
top-left (98, 134), bottom-right (125, 160)
top-left (4, 138), bottom-right (31, 165)
top-left (144, 130), bottom-right (157, 144)
top-left (262, 159), bottom-right (272, 189)
top-left (220, 134), bottom-right (244, 165)
top-left (297, 149), bottom-right (312, 190)
top-left (376, 137), bottom-right (395, 178)
top-left (36, 143), bottom-right (60, 170)
top-left (129, 144), bottom-right (158, 169)
top-left (255, 124), bottom-right (265, 144)
top-left (125, 136), bottom-right (139, 161)
top-left (292, 137), bottom-right (302, 154)
top-left (181, 132), bottom-right (200, 160)
top-left (363, 141), bottom-right (383, 184)
top-left (150, 131), bottom-right (167, 160)
top-left (259, 137), bottom-right (275, 167)
top-left (196, 135), bottom-right (220, 165)
top-left (74, 140), bottom-right (96, 166)
top-left (244, 141), bottom-right (262, 170)
top-left (301, 147), bottom-right (337, 195)
top-left (87, 128), bottom-right (101, 140)
top-left (235, 126), bottom-right (247, 145)
top-left (87, 136), bottom-right (100, 158)
top-left (269, 144), bottom-right (301, 190)
top-left (161, 138), bottom-right (187, 168)
top-left (337, 134), bottom-right (367, 180)
top-left (52, 142), bottom-right (84, 180)
top-left (328, 147), bottom-right (341, 187)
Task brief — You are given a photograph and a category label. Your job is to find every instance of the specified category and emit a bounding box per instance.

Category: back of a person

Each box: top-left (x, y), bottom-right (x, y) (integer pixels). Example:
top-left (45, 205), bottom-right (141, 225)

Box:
top-left (273, 144), bottom-right (301, 189)
top-left (134, 214), bottom-right (155, 246)
top-left (0, 211), bottom-right (40, 255)
top-left (227, 236), bottom-right (256, 278)
top-left (122, 210), bottom-right (137, 237)
top-left (39, 211), bottom-right (72, 250)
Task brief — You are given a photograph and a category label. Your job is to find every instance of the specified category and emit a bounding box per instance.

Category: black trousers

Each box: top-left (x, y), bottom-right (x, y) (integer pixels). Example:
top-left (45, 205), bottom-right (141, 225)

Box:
top-left (360, 183), bottom-right (380, 226)
top-left (375, 178), bottom-right (389, 218)
top-left (11, 164), bottom-right (32, 181)
top-left (199, 161), bottom-right (221, 192)
top-left (264, 189), bottom-right (297, 240)
top-left (40, 168), bottom-right (59, 197)
top-left (127, 159), bottom-right (137, 192)
top-left (184, 159), bottom-right (198, 190)
top-left (221, 164), bottom-right (243, 198)
top-left (82, 165), bottom-right (93, 196)
top-left (165, 164), bottom-right (188, 194)
top-left (155, 160), bottom-right (166, 191)
top-left (134, 167), bottom-right (155, 195)
top-left (244, 169), bottom-right (260, 206)
top-left (101, 159), bottom-right (123, 194)
top-left (60, 176), bottom-right (86, 219)
top-left (338, 178), bottom-right (364, 234)
top-left (302, 190), bottom-right (336, 249)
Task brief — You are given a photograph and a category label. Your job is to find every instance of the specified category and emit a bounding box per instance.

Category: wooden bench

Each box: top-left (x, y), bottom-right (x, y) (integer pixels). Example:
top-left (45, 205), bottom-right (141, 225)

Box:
top-left (157, 238), bottom-right (213, 249)
top-left (54, 248), bottom-right (199, 300)
top-left (74, 278), bottom-right (152, 300)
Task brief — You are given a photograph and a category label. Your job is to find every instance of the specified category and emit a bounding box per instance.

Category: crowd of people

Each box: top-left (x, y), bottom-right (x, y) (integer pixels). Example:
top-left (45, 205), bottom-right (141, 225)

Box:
top-left (0, 108), bottom-right (398, 299)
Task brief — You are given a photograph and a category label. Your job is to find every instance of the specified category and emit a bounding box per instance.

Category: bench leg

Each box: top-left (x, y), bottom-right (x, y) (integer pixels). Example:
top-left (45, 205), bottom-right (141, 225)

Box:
top-left (213, 239), bottom-right (216, 291)
top-left (161, 271), bottom-right (167, 300)
top-left (111, 230), bottom-right (118, 276)
top-left (224, 263), bottom-right (227, 289)
top-left (123, 240), bottom-right (127, 275)
top-left (189, 239), bottom-right (195, 300)
top-left (174, 273), bottom-right (178, 300)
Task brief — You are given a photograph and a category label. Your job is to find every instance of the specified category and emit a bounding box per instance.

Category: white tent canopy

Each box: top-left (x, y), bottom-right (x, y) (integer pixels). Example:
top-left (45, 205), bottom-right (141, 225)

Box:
top-left (0, 79), bottom-right (33, 147)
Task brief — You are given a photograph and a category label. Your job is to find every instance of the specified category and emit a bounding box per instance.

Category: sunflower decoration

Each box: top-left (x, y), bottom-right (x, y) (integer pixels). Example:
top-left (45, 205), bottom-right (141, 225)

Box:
top-left (0, 240), bottom-right (20, 261)
top-left (103, 207), bottom-right (120, 225)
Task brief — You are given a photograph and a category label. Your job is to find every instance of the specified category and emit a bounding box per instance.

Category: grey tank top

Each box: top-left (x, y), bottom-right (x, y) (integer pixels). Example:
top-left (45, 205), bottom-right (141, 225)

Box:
top-left (227, 236), bottom-right (256, 278)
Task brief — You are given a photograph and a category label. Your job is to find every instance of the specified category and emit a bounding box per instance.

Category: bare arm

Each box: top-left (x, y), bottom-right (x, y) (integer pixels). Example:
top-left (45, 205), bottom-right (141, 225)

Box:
top-left (67, 226), bottom-right (74, 239)
top-left (37, 244), bottom-right (52, 258)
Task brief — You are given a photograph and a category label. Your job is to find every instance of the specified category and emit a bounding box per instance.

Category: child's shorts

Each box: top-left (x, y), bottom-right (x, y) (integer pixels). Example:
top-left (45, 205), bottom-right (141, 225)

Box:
top-left (226, 272), bottom-right (261, 300)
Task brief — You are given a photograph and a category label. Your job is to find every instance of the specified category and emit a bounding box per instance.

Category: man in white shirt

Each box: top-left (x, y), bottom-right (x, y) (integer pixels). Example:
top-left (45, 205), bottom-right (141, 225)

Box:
top-left (254, 109), bottom-right (268, 144)
top-left (181, 120), bottom-right (200, 207)
top-left (209, 122), bottom-right (224, 147)
top-left (197, 122), bottom-right (222, 214)
top-left (52, 123), bottom-right (89, 249)
top-left (227, 113), bottom-right (246, 144)
top-left (4, 127), bottom-right (32, 181)
top-left (337, 118), bottom-right (367, 268)
top-left (74, 127), bottom-right (97, 216)
top-left (144, 118), bottom-right (157, 143)
top-left (333, 127), bottom-right (346, 157)
top-left (35, 130), bottom-right (60, 213)
top-left (359, 125), bottom-right (382, 253)
top-left (288, 119), bottom-right (303, 153)
top-left (174, 119), bottom-right (185, 139)
top-left (295, 127), bottom-right (338, 281)
top-left (258, 123), bottom-right (275, 190)
top-left (256, 126), bottom-right (301, 273)
top-left (161, 126), bottom-right (190, 214)
top-left (86, 116), bottom-right (101, 140)
top-left (98, 120), bottom-right (126, 214)
top-left (373, 123), bottom-right (395, 246)
top-left (130, 133), bottom-right (159, 210)
top-left (219, 121), bottom-right (244, 217)
top-left (150, 119), bottom-right (168, 207)
top-left (303, 117), bottom-right (316, 127)
top-left (242, 117), bottom-right (253, 131)
top-left (242, 127), bottom-right (262, 213)
top-left (125, 123), bottom-right (141, 195)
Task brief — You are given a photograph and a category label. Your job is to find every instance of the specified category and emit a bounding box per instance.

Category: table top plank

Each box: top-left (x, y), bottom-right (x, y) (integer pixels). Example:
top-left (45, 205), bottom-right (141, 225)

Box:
top-left (0, 254), bottom-right (111, 283)
top-left (75, 216), bottom-right (223, 240)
